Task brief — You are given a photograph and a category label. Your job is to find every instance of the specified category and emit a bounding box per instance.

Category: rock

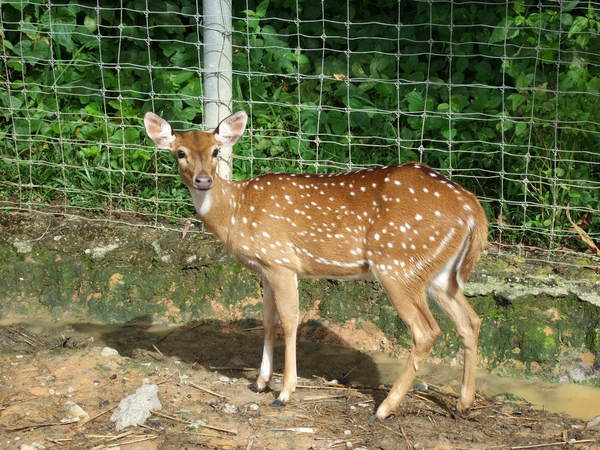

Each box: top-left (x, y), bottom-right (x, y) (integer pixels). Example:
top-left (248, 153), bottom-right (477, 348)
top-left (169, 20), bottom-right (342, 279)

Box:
top-left (110, 383), bottom-right (162, 431)
top-left (84, 243), bottom-right (119, 260)
top-left (218, 376), bottom-right (230, 383)
top-left (101, 347), bottom-right (120, 357)
top-left (19, 443), bottom-right (45, 450)
top-left (247, 403), bottom-right (259, 411)
top-left (187, 419), bottom-right (208, 430)
top-left (13, 238), bottom-right (33, 254)
top-left (63, 401), bottom-right (90, 422)
top-left (588, 415), bottom-right (600, 428)
top-left (412, 381), bottom-right (429, 392)
top-left (222, 403), bottom-right (238, 414)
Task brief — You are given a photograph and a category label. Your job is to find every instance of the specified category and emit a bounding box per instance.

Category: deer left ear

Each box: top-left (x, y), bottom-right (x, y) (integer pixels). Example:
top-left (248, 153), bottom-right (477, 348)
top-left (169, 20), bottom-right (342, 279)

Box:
top-left (144, 112), bottom-right (175, 149)
top-left (214, 111), bottom-right (248, 146)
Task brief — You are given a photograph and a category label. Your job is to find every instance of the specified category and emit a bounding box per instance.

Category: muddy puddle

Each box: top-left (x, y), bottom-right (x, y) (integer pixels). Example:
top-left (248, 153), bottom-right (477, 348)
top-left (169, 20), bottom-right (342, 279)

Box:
top-left (373, 353), bottom-right (600, 421)
top-left (3, 317), bottom-right (600, 422)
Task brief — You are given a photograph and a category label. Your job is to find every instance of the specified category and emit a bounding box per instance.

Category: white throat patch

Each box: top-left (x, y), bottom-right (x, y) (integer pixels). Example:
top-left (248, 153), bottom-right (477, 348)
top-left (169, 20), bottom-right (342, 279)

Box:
top-left (191, 188), bottom-right (212, 216)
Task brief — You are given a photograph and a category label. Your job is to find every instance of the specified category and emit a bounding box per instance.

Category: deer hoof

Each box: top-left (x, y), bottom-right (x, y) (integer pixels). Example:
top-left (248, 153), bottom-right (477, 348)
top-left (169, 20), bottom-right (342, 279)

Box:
top-left (270, 399), bottom-right (286, 407)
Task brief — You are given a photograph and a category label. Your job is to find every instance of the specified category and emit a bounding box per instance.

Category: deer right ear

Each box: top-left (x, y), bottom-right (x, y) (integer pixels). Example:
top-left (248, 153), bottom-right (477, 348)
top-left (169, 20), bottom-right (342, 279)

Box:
top-left (214, 111), bottom-right (248, 146)
top-left (144, 112), bottom-right (175, 149)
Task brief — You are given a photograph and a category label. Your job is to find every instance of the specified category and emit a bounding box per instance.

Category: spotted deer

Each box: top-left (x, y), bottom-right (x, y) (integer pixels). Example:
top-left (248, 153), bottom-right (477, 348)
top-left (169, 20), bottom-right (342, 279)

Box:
top-left (144, 110), bottom-right (488, 419)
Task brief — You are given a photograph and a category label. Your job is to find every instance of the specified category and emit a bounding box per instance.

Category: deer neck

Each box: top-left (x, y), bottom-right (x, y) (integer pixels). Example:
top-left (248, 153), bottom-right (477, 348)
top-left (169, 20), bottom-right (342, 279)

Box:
top-left (189, 175), bottom-right (239, 244)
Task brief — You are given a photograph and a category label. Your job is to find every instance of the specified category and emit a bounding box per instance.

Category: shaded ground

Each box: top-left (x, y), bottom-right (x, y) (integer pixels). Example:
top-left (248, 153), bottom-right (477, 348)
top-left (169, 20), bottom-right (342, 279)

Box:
top-left (1, 322), bottom-right (599, 449)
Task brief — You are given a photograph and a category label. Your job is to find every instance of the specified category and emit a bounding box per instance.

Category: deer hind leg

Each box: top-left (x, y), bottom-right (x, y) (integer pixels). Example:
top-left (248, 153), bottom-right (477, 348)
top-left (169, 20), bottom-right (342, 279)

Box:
top-left (262, 268), bottom-right (299, 406)
top-left (429, 275), bottom-right (481, 413)
top-left (428, 232), bottom-right (481, 412)
top-left (255, 275), bottom-right (279, 393)
top-left (374, 272), bottom-right (441, 420)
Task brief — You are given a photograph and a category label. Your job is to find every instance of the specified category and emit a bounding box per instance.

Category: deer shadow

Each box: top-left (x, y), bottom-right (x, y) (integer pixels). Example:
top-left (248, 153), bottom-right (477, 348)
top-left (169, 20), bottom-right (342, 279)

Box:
top-left (68, 316), bottom-right (385, 400)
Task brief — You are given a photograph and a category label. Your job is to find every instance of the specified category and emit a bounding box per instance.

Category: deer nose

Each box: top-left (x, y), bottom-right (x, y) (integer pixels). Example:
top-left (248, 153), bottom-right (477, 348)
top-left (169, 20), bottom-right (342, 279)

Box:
top-left (194, 174), bottom-right (213, 190)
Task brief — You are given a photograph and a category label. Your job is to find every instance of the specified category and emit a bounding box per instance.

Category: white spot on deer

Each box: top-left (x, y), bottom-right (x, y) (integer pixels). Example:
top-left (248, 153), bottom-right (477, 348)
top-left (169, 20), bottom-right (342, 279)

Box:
top-left (463, 204), bottom-right (472, 211)
top-left (434, 210), bottom-right (441, 216)
top-left (394, 180), bottom-right (401, 186)
top-left (415, 213), bottom-right (423, 221)
top-left (262, 231), bottom-right (270, 238)
top-left (408, 187), bottom-right (415, 194)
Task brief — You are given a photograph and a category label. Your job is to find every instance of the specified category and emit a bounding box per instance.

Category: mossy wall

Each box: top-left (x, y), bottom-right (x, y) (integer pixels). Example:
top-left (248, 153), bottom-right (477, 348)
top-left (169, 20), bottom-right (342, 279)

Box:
top-left (1, 211), bottom-right (599, 382)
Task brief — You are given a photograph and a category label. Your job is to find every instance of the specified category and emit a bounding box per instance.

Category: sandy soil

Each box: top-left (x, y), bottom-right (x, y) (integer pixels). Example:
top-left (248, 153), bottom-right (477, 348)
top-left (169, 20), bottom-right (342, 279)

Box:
top-left (1, 322), bottom-right (599, 450)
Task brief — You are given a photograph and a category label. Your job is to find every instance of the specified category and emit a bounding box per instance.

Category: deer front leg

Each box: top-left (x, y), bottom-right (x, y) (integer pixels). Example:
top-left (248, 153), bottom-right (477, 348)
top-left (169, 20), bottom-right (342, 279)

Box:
top-left (264, 268), bottom-right (299, 406)
top-left (255, 276), bottom-right (278, 392)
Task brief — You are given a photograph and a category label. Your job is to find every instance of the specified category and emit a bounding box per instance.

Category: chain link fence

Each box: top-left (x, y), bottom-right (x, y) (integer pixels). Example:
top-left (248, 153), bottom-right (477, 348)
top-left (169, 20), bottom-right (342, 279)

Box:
top-left (0, 0), bottom-right (598, 261)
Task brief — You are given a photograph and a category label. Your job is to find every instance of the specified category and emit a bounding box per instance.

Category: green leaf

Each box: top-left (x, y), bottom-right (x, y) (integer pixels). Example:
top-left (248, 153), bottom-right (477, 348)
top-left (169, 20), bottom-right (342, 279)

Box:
top-left (442, 128), bottom-right (457, 140)
top-left (515, 122), bottom-right (528, 136)
top-left (405, 91), bottom-right (424, 112)
top-left (508, 93), bottom-right (526, 112)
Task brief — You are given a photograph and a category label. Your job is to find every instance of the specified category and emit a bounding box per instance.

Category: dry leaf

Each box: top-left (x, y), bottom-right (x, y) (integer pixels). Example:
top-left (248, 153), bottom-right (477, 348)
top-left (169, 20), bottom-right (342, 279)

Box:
top-left (565, 203), bottom-right (599, 255)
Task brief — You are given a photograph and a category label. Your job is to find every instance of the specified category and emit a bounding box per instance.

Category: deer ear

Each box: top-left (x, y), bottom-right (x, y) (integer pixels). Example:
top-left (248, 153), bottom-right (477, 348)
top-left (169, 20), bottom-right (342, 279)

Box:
top-left (214, 111), bottom-right (248, 146)
top-left (144, 112), bottom-right (175, 149)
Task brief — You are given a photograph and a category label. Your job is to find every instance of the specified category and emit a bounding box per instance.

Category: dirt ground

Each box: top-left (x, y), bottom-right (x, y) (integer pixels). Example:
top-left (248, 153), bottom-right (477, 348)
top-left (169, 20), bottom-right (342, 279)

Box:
top-left (1, 321), bottom-right (599, 450)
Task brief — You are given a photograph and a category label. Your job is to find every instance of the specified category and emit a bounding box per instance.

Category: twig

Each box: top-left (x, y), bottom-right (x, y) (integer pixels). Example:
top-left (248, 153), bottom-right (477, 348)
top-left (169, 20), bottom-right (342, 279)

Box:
top-left (511, 439), bottom-right (596, 449)
top-left (151, 409), bottom-right (192, 424)
top-left (77, 405), bottom-right (117, 427)
top-left (197, 423), bottom-right (238, 435)
top-left (208, 366), bottom-right (256, 371)
top-left (103, 429), bottom-right (136, 443)
top-left (271, 427), bottom-right (315, 433)
top-left (108, 435), bottom-right (158, 447)
top-left (151, 409), bottom-right (237, 435)
top-left (45, 437), bottom-right (72, 446)
top-left (399, 425), bottom-right (411, 448)
top-left (3, 420), bottom-right (78, 432)
top-left (378, 422), bottom-right (406, 439)
top-left (188, 382), bottom-right (227, 399)
top-left (152, 344), bottom-right (164, 357)
top-left (301, 395), bottom-right (350, 402)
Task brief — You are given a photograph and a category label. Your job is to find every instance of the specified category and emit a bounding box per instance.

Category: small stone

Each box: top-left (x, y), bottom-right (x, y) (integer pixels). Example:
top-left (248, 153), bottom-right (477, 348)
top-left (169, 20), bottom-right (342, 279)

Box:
top-left (343, 429), bottom-right (352, 435)
top-left (222, 403), bottom-right (238, 414)
top-left (412, 381), bottom-right (429, 392)
top-left (588, 415), bottom-right (600, 428)
top-left (187, 419), bottom-right (207, 430)
top-left (110, 383), bottom-right (162, 431)
top-left (247, 403), bottom-right (259, 411)
top-left (219, 376), bottom-right (230, 383)
top-left (19, 443), bottom-right (45, 450)
top-left (101, 347), bottom-right (119, 357)
top-left (13, 239), bottom-right (33, 254)
top-left (64, 401), bottom-right (90, 422)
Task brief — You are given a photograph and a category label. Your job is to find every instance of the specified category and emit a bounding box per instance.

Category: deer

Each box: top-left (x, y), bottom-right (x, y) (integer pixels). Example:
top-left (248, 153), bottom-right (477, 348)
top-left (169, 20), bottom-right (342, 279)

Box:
top-left (144, 110), bottom-right (488, 420)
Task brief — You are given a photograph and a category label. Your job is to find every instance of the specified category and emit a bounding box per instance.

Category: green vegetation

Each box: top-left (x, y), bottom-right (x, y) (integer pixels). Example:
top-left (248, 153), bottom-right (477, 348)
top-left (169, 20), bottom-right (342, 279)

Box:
top-left (0, 0), bottom-right (598, 247)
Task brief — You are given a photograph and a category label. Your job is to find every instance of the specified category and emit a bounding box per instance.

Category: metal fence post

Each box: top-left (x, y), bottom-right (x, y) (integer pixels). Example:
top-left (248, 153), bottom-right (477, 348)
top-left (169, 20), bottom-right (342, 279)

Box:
top-left (203, 0), bottom-right (233, 180)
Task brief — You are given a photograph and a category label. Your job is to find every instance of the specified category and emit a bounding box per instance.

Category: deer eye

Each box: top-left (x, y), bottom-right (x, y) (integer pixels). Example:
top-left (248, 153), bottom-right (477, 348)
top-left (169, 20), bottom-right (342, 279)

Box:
top-left (177, 150), bottom-right (186, 159)
top-left (212, 148), bottom-right (220, 158)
